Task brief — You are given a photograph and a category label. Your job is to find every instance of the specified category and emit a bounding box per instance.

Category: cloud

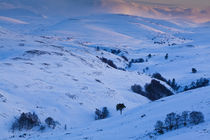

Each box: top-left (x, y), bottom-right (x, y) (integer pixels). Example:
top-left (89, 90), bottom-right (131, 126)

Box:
top-left (0, 0), bottom-right (209, 23)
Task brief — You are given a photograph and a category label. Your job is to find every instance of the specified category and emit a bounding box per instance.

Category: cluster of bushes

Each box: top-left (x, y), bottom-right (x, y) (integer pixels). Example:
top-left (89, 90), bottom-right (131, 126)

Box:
top-left (95, 104), bottom-right (126, 120)
top-left (110, 49), bottom-right (121, 55)
top-left (152, 73), bottom-right (209, 92)
top-left (152, 73), bottom-right (180, 91)
top-left (154, 111), bottom-right (204, 135)
top-left (95, 107), bottom-right (109, 120)
top-left (127, 58), bottom-right (144, 68)
top-left (96, 47), bottom-right (122, 55)
top-left (131, 79), bottom-right (173, 101)
top-left (11, 112), bottom-right (58, 132)
top-left (184, 78), bottom-right (209, 91)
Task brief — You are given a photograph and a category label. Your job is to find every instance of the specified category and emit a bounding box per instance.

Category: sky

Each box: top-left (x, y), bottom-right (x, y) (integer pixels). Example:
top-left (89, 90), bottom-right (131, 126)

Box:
top-left (138, 0), bottom-right (210, 8)
top-left (0, 0), bottom-right (210, 23)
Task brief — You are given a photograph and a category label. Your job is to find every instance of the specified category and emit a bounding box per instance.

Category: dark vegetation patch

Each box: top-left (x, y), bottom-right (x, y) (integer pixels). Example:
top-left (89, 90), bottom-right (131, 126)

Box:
top-left (121, 55), bottom-right (128, 61)
top-left (184, 78), bottom-right (209, 91)
top-left (152, 73), bottom-right (209, 92)
top-left (192, 68), bottom-right (197, 73)
top-left (131, 84), bottom-right (146, 96)
top-left (52, 52), bottom-right (64, 56)
top-left (99, 57), bottom-right (118, 69)
top-left (12, 57), bottom-right (31, 61)
top-left (128, 58), bottom-right (145, 68)
top-left (96, 47), bottom-right (123, 55)
top-left (11, 112), bottom-right (58, 132)
top-left (95, 79), bottom-right (102, 83)
top-left (131, 79), bottom-right (173, 101)
top-left (0, 93), bottom-right (7, 102)
top-left (45, 117), bottom-right (57, 129)
top-left (11, 112), bottom-right (40, 131)
top-left (144, 80), bottom-right (173, 101)
top-left (152, 73), bottom-right (180, 91)
top-left (24, 50), bottom-right (51, 56)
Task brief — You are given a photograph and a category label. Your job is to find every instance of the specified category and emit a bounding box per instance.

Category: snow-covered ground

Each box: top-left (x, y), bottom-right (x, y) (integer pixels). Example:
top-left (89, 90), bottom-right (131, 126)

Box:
top-left (0, 11), bottom-right (210, 140)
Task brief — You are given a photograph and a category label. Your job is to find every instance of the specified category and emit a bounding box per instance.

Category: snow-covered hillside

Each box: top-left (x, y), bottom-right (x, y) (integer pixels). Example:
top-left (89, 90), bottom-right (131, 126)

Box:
top-left (0, 12), bottom-right (210, 140)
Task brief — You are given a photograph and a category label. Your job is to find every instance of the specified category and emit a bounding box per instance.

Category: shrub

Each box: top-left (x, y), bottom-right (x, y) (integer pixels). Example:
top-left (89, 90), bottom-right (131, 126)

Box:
top-left (148, 54), bottom-right (152, 58)
top-left (144, 80), bottom-right (173, 101)
top-left (116, 103), bottom-right (126, 115)
top-left (189, 111), bottom-right (204, 125)
top-left (12, 112), bottom-right (40, 131)
top-left (131, 84), bottom-right (146, 96)
top-left (95, 107), bottom-right (109, 120)
top-left (165, 53), bottom-right (168, 60)
top-left (45, 117), bottom-right (57, 129)
top-left (192, 68), bottom-right (197, 73)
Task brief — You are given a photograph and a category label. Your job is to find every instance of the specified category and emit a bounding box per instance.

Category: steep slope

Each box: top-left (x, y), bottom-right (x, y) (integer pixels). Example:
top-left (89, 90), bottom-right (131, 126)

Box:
top-left (0, 23), bottom-right (152, 139)
top-left (4, 82), bottom-right (210, 140)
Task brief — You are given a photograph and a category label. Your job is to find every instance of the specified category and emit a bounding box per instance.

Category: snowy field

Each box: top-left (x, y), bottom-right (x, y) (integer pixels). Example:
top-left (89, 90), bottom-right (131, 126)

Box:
top-left (0, 8), bottom-right (210, 140)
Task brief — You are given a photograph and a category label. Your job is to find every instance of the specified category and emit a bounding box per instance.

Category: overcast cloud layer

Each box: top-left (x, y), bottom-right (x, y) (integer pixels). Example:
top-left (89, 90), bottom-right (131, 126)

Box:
top-left (0, 0), bottom-right (210, 23)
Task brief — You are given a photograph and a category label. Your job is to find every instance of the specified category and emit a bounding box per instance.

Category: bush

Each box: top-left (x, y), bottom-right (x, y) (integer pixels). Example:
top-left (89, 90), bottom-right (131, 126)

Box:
top-left (144, 80), bottom-right (173, 101)
top-left (12, 112), bottom-right (40, 131)
top-left (131, 84), bottom-right (146, 96)
top-left (154, 121), bottom-right (164, 134)
top-left (45, 117), bottom-right (57, 129)
top-left (148, 54), bottom-right (152, 58)
top-left (95, 107), bottom-right (109, 120)
top-left (192, 68), bottom-right (197, 73)
top-left (189, 111), bottom-right (204, 125)
top-left (165, 53), bottom-right (168, 60)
